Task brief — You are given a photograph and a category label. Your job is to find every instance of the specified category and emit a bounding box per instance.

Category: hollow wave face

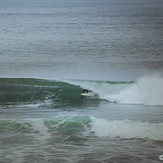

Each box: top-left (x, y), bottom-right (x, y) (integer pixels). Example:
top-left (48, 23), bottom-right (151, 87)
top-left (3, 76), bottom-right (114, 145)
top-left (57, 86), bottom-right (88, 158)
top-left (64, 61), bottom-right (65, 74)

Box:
top-left (67, 75), bottom-right (163, 106)
top-left (0, 78), bottom-right (83, 108)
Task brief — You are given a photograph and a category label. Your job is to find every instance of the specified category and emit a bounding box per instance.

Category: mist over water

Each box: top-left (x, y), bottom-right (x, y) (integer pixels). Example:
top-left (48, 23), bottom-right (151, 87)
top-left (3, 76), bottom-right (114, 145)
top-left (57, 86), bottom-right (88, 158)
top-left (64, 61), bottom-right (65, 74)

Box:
top-left (106, 75), bottom-right (163, 105)
top-left (0, 0), bottom-right (163, 162)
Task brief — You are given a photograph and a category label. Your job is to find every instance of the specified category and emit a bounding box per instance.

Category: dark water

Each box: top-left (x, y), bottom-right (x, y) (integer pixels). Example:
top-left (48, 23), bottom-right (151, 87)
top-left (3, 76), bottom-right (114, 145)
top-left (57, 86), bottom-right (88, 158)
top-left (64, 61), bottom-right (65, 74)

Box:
top-left (0, 0), bottom-right (163, 162)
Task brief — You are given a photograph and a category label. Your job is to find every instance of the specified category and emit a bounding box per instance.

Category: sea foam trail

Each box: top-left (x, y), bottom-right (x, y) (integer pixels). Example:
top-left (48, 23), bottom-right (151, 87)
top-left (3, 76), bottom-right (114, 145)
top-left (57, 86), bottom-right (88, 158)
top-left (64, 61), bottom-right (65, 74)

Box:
top-left (107, 75), bottom-right (163, 106)
top-left (90, 117), bottom-right (163, 141)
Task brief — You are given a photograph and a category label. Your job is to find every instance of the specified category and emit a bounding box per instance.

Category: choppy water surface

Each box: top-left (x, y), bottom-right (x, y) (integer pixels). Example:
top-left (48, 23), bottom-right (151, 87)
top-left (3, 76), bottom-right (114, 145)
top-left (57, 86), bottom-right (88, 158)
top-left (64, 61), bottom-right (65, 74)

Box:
top-left (0, 0), bottom-right (163, 80)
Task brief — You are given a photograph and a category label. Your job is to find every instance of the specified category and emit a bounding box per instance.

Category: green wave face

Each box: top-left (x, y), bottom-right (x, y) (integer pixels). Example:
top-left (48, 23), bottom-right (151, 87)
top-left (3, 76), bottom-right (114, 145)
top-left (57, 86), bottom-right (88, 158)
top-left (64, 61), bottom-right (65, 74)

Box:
top-left (1, 77), bottom-right (162, 106)
top-left (44, 116), bottom-right (92, 143)
top-left (0, 116), bottom-right (92, 145)
top-left (0, 78), bottom-right (134, 109)
top-left (0, 120), bottom-right (33, 134)
top-left (0, 78), bottom-right (85, 108)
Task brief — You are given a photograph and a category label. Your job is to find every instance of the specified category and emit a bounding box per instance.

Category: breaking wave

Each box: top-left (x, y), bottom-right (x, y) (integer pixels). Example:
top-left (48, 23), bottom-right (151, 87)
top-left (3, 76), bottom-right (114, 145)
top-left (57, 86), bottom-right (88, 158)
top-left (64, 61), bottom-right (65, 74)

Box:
top-left (106, 75), bottom-right (163, 106)
top-left (0, 75), bottom-right (163, 106)
top-left (0, 116), bottom-right (162, 141)
top-left (90, 116), bottom-right (163, 141)
top-left (66, 75), bottom-right (163, 106)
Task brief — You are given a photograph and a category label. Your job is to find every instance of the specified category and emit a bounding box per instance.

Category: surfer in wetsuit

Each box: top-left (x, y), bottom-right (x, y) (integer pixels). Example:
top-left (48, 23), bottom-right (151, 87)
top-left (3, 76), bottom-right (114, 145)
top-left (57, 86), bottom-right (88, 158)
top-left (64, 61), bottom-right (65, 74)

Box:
top-left (81, 89), bottom-right (92, 98)
top-left (82, 89), bottom-right (91, 93)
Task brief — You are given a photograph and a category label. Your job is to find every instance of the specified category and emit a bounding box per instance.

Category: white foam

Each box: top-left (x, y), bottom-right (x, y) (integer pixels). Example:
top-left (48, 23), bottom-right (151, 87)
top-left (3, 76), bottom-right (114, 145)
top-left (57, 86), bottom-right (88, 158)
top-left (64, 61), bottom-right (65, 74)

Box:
top-left (66, 75), bottom-right (163, 106)
top-left (107, 75), bottom-right (163, 106)
top-left (90, 117), bottom-right (163, 141)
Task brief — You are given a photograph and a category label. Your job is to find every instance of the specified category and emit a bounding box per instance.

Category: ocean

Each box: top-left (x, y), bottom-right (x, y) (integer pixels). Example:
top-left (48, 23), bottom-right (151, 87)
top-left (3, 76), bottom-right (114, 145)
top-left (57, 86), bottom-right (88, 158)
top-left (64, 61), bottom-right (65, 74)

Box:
top-left (0, 0), bottom-right (163, 162)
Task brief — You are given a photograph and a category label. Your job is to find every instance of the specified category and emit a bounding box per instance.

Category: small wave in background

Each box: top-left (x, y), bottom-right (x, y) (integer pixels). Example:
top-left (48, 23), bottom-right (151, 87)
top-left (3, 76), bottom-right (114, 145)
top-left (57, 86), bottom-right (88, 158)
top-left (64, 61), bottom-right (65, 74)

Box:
top-left (1, 115), bottom-right (162, 141)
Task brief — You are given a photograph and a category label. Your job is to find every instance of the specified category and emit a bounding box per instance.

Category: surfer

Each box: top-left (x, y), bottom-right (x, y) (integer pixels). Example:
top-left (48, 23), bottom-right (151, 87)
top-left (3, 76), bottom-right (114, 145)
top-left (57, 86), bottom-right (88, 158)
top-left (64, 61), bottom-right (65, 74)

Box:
top-left (81, 89), bottom-right (93, 97)
top-left (82, 89), bottom-right (91, 94)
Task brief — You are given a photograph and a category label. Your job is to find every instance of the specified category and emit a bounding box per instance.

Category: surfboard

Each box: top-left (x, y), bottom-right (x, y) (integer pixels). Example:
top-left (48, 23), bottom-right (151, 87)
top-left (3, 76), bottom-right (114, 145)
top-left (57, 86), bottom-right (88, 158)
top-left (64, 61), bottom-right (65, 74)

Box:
top-left (81, 92), bottom-right (94, 96)
top-left (81, 93), bottom-right (88, 96)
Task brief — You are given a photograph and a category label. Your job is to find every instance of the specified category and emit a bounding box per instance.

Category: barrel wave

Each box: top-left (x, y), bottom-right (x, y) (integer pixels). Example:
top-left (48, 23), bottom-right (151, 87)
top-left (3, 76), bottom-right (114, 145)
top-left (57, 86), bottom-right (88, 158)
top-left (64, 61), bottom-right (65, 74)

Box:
top-left (0, 75), bottom-right (163, 107)
top-left (65, 75), bottom-right (163, 106)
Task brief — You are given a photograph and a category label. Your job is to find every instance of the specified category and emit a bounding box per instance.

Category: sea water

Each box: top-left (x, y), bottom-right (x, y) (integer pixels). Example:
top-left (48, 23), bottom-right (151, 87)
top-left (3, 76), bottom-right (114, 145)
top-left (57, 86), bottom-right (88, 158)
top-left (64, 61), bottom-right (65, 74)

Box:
top-left (0, 0), bottom-right (163, 162)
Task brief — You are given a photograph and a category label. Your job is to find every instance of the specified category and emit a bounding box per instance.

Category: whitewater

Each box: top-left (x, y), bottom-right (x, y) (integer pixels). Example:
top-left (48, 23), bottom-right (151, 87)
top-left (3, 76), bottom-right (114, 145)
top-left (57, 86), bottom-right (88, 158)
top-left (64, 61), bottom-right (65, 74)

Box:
top-left (66, 75), bottom-right (163, 106)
